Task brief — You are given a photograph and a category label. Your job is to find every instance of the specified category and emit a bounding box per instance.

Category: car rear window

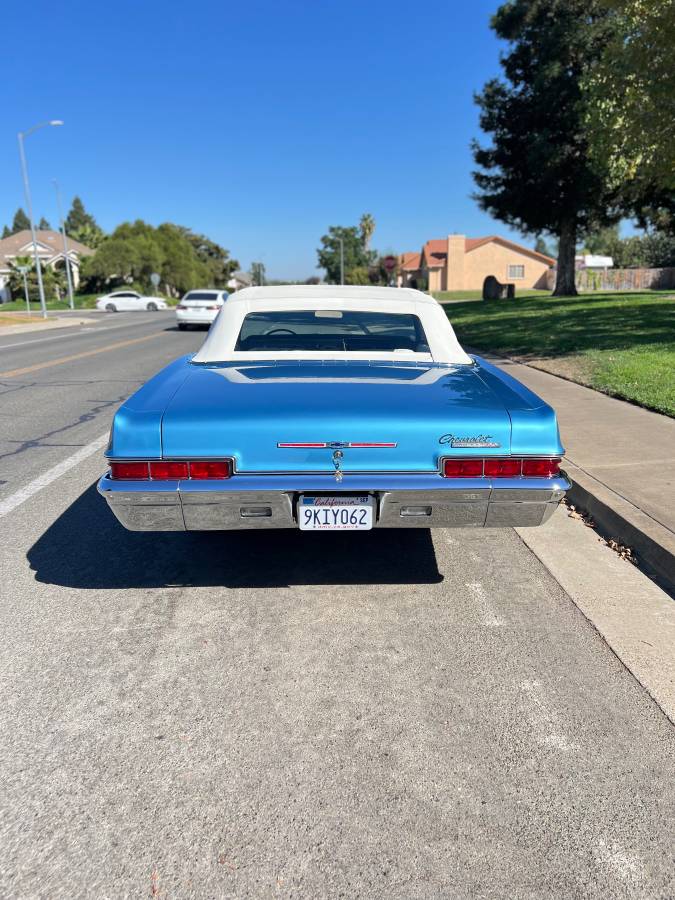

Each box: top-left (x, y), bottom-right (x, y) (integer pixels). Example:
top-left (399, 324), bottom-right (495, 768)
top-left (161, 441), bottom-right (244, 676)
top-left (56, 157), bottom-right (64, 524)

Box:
top-left (235, 310), bottom-right (430, 353)
top-left (184, 291), bottom-right (221, 301)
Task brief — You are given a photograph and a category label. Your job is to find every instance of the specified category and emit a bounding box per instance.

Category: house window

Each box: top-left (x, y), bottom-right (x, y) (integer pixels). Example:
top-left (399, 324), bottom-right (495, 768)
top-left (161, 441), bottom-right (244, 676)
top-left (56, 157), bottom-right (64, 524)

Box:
top-left (508, 264), bottom-right (525, 279)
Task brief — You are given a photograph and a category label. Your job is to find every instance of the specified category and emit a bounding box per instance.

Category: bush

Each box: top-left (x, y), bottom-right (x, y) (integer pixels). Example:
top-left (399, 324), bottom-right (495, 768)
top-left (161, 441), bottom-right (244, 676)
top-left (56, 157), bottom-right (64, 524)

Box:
top-left (345, 266), bottom-right (371, 285)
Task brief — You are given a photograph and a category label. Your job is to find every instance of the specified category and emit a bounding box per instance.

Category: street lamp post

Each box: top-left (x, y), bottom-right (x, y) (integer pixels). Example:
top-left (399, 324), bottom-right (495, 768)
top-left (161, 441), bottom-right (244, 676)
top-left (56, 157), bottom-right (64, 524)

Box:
top-left (52, 179), bottom-right (75, 309)
top-left (17, 120), bottom-right (64, 319)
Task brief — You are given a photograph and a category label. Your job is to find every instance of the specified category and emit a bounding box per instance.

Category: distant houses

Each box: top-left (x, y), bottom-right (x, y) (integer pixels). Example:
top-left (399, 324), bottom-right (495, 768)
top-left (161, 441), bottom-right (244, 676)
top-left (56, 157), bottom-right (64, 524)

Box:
top-left (226, 270), bottom-right (253, 291)
top-left (575, 254), bottom-right (614, 270)
top-left (399, 234), bottom-right (555, 292)
top-left (0, 230), bottom-right (93, 302)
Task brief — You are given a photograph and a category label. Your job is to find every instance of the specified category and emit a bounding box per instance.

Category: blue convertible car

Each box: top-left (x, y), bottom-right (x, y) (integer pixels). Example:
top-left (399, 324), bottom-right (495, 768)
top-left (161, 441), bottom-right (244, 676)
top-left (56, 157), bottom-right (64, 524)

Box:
top-left (98, 286), bottom-right (569, 531)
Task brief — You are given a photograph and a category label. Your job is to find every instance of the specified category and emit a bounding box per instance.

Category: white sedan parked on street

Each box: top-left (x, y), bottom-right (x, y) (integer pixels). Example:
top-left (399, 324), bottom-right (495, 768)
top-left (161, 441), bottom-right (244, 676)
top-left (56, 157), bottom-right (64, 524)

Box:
top-left (175, 289), bottom-right (229, 329)
top-left (96, 291), bottom-right (168, 312)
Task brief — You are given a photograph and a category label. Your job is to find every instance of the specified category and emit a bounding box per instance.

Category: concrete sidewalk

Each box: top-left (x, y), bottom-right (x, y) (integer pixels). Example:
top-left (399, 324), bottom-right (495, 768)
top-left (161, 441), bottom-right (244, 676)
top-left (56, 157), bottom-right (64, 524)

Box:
top-left (489, 355), bottom-right (675, 589)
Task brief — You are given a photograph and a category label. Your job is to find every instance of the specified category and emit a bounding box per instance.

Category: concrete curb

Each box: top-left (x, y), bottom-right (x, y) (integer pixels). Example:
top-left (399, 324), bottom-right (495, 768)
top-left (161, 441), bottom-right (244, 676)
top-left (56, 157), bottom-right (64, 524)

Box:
top-left (564, 461), bottom-right (675, 595)
top-left (464, 346), bottom-right (675, 595)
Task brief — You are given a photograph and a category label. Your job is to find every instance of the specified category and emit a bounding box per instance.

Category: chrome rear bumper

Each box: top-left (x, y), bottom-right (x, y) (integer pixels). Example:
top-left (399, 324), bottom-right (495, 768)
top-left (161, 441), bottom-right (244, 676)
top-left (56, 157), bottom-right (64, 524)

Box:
top-left (98, 473), bottom-right (570, 531)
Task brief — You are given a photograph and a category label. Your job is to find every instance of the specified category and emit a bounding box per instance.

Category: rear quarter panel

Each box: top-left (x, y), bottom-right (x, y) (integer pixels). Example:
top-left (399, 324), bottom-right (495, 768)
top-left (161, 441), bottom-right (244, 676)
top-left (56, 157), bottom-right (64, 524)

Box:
top-left (107, 355), bottom-right (193, 459)
top-left (474, 356), bottom-right (564, 456)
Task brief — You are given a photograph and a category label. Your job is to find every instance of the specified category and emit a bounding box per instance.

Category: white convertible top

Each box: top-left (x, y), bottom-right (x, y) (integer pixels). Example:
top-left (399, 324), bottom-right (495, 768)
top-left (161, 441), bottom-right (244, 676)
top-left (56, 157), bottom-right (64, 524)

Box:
top-left (192, 285), bottom-right (472, 365)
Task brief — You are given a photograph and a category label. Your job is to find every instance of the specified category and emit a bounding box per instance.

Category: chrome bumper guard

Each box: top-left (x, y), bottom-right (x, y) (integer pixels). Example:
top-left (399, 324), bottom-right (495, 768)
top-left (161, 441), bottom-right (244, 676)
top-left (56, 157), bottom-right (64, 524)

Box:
top-left (98, 472), bottom-right (570, 531)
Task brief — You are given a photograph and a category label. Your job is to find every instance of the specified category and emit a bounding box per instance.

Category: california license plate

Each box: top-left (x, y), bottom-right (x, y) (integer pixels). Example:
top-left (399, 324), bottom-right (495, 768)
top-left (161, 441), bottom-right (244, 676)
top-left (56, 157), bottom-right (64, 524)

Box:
top-left (298, 495), bottom-right (374, 531)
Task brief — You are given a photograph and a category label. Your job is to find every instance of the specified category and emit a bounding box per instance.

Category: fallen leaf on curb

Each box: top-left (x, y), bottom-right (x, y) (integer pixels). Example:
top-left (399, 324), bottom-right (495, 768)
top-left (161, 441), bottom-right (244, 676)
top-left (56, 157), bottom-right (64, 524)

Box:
top-left (564, 500), bottom-right (637, 564)
top-left (603, 538), bottom-right (638, 564)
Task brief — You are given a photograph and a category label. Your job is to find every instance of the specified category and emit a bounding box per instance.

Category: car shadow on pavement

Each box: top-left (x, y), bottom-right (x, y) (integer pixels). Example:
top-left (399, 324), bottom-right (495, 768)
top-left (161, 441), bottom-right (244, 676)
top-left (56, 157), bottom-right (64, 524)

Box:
top-left (27, 483), bottom-right (443, 588)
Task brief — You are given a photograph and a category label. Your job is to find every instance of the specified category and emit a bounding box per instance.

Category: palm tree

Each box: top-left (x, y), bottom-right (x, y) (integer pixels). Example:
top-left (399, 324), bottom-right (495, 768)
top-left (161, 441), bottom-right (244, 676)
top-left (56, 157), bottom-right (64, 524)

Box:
top-left (359, 213), bottom-right (376, 250)
top-left (7, 256), bottom-right (33, 298)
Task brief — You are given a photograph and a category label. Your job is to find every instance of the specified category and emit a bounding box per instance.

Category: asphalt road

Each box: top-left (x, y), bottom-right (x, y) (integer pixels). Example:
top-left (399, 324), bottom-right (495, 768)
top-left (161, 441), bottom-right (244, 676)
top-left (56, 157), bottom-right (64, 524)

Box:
top-left (0, 311), bottom-right (200, 498)
top-left (0, 313), bottom-right (673, 899)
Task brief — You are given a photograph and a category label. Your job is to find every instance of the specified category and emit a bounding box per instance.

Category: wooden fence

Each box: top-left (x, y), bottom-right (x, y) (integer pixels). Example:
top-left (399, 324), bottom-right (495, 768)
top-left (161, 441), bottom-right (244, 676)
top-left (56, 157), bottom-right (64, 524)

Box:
top-left (545, 267), bottom-right (675, 291)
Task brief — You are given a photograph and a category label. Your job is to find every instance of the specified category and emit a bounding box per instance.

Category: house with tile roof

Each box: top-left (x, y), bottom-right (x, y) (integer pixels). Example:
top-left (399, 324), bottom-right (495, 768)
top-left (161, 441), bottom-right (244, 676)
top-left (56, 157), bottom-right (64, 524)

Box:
top-left (399, 234), bottom-right (554, 292)
top-left (0, 230), bottom-right (94, 302)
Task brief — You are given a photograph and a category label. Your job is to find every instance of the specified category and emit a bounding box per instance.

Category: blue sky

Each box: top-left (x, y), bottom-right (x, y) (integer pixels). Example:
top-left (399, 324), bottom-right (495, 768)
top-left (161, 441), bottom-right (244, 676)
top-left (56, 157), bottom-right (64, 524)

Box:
top-left (2, 0), bottom-right (540, 279)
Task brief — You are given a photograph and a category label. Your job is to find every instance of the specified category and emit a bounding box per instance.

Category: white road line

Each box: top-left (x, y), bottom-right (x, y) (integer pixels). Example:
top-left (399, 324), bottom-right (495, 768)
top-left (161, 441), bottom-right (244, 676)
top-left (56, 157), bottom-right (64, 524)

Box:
top-left (519, 679), bottom-right (581, 752)
top-left (0, 317), bottom-right (163, 351)
top-left (0, 432), bottom-right (108, 518)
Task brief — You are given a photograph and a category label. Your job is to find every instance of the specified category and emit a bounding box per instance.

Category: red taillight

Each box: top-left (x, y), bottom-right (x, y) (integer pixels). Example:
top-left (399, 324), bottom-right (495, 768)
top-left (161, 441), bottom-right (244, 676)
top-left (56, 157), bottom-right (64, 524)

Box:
top-left (441, 457), bottom-right (562, 478)
top-left (111, 460), bottom-right (232, 479)
top-left (484, 458), bottom-right (523, 478)
top-left (149, 461), bottom-right (189, 480)
top-left (110, 462), bottom-right (149, 480)
top-left (443, 458), bottom-right (484, 478)
top-left (189, 460), bottom-right (232, 479)
top-left (522, 458), bottom-right (561, 477)
top-left (205, 305), bottom-right (219, 310)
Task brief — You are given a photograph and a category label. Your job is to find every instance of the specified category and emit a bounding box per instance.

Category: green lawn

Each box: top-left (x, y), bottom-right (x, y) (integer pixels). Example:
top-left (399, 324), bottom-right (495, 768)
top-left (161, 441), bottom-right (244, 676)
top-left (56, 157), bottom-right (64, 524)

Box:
top-left (0, 294), bottom-right (99, 312)
top-left (442, 290), bottom-right (675, 417)
top-left (0, 292), bottom-right (178, 312)
top-left (433, 289), bottom-right (550, 302)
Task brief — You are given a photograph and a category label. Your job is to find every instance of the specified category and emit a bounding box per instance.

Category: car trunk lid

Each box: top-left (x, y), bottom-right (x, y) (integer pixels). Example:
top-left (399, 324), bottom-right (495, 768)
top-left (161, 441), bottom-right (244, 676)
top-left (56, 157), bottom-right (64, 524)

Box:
top-left (181, 297), bottom-right (221, 308)
top-left (160, 361), bottom-right (512, 472)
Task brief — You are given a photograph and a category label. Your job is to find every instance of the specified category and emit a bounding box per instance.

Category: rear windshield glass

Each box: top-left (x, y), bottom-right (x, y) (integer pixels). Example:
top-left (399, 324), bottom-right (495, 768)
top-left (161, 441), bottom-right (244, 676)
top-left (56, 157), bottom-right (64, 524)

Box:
top-left (235, 310), bottom-right (430, 353)
top-left (184, 291), bottom-right (221, 301)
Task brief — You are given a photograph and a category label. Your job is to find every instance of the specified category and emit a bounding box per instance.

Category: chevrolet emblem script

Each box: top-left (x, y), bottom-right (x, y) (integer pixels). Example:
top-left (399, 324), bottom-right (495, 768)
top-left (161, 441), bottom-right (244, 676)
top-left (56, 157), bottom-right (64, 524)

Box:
top-left (439, 433), bottom-right (501, 448)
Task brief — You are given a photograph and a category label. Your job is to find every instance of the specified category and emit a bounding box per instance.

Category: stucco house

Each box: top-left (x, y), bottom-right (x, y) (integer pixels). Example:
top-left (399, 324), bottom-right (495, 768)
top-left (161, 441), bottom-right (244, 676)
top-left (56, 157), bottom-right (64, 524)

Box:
top-left (399, 234), bottom-right (554, 292)
top-left (0, 229), bottom-right (94, 302)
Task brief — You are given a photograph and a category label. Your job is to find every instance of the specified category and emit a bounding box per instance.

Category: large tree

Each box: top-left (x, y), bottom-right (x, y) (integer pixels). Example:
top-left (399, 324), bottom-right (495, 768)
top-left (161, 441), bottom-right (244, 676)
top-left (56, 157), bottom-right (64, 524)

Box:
top-left (11, 208), bottom-right (30, 233)
top-left (64, 196), bottom-right (105, 248)
top-left (359, 213), bottom-right (376, 250)
top-left (317, 225), bottom-right (375, 284)
top-left (581, 224), bottom-right (621, 255)
top-left (178, 227), bottom-right (239, 287)
top-left (472, 0), bottom-right (618, 295)
top-left (82, 219), bottom-right (237, 296)
top-left (534, 236), bottom-right (551, 256)
top-left (585, 0), bottom-right (675, 200)
top-left (604, 231), bottom-right (675, 268)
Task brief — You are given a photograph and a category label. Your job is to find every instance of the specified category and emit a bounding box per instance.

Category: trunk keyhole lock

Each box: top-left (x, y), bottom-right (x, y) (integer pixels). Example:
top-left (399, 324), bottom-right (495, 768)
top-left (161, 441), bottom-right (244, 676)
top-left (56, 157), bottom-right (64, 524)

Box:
top-left (332, 449), bottom-right (344, 482)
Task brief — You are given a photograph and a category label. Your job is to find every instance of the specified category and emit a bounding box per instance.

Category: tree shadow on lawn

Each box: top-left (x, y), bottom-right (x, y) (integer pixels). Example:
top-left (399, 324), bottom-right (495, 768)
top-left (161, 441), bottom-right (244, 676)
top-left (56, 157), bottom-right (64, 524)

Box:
top-left (27, 482), bottom-right (443, 589)
top-left (451, 296), bottom-right (675, 358)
